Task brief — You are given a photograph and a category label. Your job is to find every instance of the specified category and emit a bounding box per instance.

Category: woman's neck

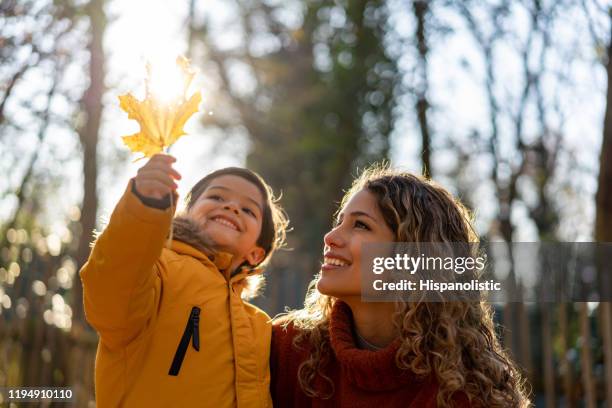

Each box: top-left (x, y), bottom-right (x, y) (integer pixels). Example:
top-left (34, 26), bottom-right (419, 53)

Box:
top-left (342, 299), bottom-right (398, 349)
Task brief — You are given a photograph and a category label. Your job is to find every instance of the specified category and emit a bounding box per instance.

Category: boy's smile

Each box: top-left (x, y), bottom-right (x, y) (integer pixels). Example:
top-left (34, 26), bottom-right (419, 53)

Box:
top-left (210, 214), bottom-right (241, 231)
top-left (187, 175), bottom-right (265, 267)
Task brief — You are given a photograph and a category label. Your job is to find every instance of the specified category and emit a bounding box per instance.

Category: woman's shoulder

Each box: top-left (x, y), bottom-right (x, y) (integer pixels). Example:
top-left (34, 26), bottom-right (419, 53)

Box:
top-left (270, 317), bottom-right (311, 406)
top-left (272, 316), bottom-right (302, 345)
top-left (271, 316), bottom-right (314, 359)
top-left (270, 317), bottom-right (308, 389)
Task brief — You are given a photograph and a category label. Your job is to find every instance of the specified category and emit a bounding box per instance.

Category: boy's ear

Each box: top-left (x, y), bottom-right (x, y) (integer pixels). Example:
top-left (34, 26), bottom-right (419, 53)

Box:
top-left (245, 246), bottom-right (266, 266)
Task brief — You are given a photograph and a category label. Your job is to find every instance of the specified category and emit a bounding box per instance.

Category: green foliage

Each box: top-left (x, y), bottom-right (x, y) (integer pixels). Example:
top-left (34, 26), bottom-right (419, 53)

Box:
top-left (190, 0), bottom-right (401, 309)
top-left (243, 1), bottom-right (400, 294)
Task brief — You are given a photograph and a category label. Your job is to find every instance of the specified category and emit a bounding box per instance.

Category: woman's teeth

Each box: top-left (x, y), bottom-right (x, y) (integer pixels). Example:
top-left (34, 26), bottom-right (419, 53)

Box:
top-left (212, 217), bottom-right (238, 230)
top-left (324, 257), bottom-right (349, 267)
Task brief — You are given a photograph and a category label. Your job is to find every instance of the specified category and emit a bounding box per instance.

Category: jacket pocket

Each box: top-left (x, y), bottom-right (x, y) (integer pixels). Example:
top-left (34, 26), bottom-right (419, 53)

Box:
top-left (168, 306), bottom-right (200, 376)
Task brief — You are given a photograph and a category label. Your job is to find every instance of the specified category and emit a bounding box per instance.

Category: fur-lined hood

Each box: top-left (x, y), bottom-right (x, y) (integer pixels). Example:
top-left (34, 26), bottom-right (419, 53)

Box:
top-left (171, 216), bottom-right (217, 258)
top-left (171, 215), bottom-right (265, 299)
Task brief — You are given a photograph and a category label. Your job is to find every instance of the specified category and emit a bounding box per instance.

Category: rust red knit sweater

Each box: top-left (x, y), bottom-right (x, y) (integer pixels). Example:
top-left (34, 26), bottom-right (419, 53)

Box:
top-left (270, 301), bottom-right (471, 407)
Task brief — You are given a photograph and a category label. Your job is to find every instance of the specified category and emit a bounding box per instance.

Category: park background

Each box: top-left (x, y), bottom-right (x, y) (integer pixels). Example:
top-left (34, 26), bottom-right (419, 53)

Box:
top-left (1, 0), bottom-right (611, 406)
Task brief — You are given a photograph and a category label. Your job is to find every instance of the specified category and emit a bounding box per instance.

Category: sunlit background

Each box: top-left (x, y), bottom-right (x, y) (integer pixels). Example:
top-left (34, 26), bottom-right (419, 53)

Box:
top-left (1, 0), bottom-right (611, 406)
top-left (2, 0), bottom-right (605, 237)
top-left (102, 0), bottom-right (240, 215)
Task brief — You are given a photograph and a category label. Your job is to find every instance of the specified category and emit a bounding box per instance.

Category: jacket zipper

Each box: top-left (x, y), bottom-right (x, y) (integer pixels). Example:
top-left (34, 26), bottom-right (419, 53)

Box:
top-left (168, 306), bottom-right (200, 376)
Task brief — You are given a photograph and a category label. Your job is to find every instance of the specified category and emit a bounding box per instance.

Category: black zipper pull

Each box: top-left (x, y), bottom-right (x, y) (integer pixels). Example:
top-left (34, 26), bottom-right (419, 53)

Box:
top-left (168, 306), bottom-right (201, 376)
top-left (191, 307), bottom-right (200, 351)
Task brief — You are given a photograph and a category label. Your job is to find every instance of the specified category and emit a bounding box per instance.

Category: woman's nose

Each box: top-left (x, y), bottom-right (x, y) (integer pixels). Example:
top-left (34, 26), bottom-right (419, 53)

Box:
top-left (324, 226), bottom-right (345, 248)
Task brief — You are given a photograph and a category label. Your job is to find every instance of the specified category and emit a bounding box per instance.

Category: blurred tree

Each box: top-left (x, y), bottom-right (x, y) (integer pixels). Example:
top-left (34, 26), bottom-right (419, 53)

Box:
top-left (518, 2), bottom-right (564, 403)
top-left (73, 0), bottom-right (106, 324)
top-left (70, 0), bottom-right (107, 404)
top-left (593, 5), bottom-right (612, 406)
top-left (188, 0), bottom-right (401, 312)
top-left (595, 12), bottom-right (612, 245)
top-left (1, 0), bottom-right (104, 403)
top-left (412, 0), bottom-right (432, 177)
top-left (558, 303), bottom-right (575, 406)
top-left (1, 0), bottom-right (84, 238)
top-left (454, 0), bottom-right (534, 382)
top-left (579, 302), bottom-right (596, 408)
top-left (449, 3), bottom-right (603, 403)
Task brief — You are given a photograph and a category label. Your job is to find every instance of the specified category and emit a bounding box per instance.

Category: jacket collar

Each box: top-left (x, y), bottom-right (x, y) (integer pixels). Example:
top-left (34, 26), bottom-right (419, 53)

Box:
top-left (170, 240), bottom-right (233, 271)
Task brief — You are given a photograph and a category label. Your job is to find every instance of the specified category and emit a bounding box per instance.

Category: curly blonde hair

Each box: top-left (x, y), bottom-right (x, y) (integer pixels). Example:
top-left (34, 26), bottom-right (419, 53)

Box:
top-left (278, 165), bottom-right (530, 407)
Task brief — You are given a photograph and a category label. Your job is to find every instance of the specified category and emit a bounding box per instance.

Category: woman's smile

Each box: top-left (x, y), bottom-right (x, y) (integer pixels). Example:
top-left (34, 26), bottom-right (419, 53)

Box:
top-left (322, 254), bottom-right (352, 271)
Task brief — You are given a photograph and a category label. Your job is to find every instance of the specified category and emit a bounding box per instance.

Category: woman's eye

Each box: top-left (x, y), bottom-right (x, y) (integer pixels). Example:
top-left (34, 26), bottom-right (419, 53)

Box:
top-left (243, 208), bottom-right (255, 217)
top-left (209, 195), bottom-right (223, 201)
top-left (355, 220), bottom-right (370, 230)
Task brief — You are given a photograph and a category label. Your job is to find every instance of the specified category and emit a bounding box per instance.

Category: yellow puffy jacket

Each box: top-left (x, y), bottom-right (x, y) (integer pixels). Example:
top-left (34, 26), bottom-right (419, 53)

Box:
top-left (80, 181), bottom-right (272, 407)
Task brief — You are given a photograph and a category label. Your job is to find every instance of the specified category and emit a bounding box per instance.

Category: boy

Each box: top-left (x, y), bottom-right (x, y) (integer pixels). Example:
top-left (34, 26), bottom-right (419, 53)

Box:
top-left (80, 154), bottom-right (287, 407)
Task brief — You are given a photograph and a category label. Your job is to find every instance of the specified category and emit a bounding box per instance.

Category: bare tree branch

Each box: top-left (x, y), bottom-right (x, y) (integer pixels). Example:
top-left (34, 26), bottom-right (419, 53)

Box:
top-left (0, 56), bottom-right (38, 126)
top-left (2, 60), bottom-right (63, 235)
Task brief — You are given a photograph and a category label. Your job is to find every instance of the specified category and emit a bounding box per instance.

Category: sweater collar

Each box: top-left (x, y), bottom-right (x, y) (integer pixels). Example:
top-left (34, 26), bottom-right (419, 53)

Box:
top-left (328, 300), bottom-right (426, 392)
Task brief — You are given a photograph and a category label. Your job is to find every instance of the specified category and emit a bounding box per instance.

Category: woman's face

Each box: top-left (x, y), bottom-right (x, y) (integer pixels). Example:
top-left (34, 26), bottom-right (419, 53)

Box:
top-left (317, 188), bottom-right (395, 299)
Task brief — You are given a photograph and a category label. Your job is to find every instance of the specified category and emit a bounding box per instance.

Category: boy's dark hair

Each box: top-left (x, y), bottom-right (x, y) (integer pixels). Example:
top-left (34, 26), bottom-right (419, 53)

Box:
top-left (184, 167), bottom-right (288, 267)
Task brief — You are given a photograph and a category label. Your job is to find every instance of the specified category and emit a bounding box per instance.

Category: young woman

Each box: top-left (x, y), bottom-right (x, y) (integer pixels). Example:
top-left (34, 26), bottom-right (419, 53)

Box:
top-left (271, 166), bottom-right (530, 407)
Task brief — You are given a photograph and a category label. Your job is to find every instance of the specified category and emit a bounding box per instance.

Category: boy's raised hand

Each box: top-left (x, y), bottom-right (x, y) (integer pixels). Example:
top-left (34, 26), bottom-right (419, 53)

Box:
top-left (134, 154), bottom-right (182, 200)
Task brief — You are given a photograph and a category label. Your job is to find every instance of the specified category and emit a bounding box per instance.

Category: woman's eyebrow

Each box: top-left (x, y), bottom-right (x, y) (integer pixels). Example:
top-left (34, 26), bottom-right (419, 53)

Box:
top-left (348, 211), bottom-right (377, 222)
top-left (207, 185), bottom-right (263, 212)
top-left (336, 210), bottom-right (377, 224)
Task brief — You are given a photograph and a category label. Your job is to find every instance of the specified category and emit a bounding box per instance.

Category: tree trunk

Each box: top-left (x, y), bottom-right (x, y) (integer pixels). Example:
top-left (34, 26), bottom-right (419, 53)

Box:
top-left (413, 0), bottom-right (431, 177)
top-left (74, 0), bottom-right (106, 323)
top-left (579, 303), bottom-right (596, 408)
top-left (71, 0), bottom-right (106, 404)
top-left (558, 303), bottom-right (575, 406)
top-left (601, 302), bottom-right (612, 408)
top-left (517, 300), bottom-right (533, 385)
top-left (541, 304), bottom-right (556, 408)
top-left (594, 10), bottom-right (612, 408)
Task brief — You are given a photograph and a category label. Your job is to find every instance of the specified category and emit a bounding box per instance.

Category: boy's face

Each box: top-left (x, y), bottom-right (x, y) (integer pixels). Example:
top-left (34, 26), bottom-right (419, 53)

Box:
top-left (187, 175), bottom-right (265, 266)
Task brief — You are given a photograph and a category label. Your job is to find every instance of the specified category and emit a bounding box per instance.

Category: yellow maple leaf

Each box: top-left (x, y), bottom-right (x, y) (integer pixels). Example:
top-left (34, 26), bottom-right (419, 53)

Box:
top-left (118, 56), bottom-right (201, 159)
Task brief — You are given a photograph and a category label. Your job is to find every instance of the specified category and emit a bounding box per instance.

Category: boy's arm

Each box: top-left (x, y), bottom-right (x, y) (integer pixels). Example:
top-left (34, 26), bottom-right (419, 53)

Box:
top-left (80, 178), bottom-right (175, 350)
